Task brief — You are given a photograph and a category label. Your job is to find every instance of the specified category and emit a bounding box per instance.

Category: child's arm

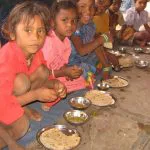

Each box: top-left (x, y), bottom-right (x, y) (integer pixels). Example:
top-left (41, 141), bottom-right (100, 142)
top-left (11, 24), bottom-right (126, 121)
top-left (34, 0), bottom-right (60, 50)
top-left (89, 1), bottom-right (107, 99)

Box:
top-left (144, 24), bottom-right (150, 33)
top-left (50, 65), bottom-right (83, 79)
top-left (71, 34), bottom-right (105, 56)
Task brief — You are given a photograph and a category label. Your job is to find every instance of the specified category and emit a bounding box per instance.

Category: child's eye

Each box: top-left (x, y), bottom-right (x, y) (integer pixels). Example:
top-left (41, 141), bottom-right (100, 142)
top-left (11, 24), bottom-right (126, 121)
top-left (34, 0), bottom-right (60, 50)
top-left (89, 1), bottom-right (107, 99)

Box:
top-left (37, 28), bottom-right (46, 35)
top-left (24, 28), bottom-right (32, 33)
top-left (62, 18), bottom-right (67, 22)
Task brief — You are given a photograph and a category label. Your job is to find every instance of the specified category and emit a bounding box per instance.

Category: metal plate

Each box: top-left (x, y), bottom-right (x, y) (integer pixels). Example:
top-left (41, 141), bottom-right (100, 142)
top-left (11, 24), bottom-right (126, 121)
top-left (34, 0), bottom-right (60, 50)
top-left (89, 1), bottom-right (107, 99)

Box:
top-left (84, 90), bottom-right (115, 107)
top-left (36, 125), bottom-right (81, 150)
top-left (102, 76), bottom-right (129, 88)
top-left (135, 60), bottom-right (149, 68)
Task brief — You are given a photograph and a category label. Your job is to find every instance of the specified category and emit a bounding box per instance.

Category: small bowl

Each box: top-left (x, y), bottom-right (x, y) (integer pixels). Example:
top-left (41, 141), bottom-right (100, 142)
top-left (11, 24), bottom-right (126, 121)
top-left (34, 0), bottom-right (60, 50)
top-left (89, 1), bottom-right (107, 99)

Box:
top-left (134, 47), bottom-right (143, 53)
top-left (147, 42), bottom-right (150, 46)
top-left (69, 97), bottom-right (91, 109)
top-left (64, 110), bottom-right (89, 125)
top-left (37, 125), bottom-right (81, 150)
top-left (135, 60), bottom-right (149, 68)
top-left (143, 47), bottom-right (150, 54)
top-left (97, 82), bottom-right (110, 90)
top-left (118, 47), bottom-right (127, 53)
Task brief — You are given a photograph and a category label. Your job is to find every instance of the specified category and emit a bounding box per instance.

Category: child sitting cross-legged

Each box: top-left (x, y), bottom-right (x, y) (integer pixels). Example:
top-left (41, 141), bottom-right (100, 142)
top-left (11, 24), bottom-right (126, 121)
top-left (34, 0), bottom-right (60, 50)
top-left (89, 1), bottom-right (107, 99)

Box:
top-left (0, 1), bottom-right (66, 149)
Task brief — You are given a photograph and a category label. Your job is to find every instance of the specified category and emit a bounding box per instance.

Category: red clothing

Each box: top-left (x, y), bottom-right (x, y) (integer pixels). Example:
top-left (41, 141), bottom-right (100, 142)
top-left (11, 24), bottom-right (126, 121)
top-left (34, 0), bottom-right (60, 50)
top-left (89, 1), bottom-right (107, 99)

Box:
top-left (0, 41), bottom-right (46, 125)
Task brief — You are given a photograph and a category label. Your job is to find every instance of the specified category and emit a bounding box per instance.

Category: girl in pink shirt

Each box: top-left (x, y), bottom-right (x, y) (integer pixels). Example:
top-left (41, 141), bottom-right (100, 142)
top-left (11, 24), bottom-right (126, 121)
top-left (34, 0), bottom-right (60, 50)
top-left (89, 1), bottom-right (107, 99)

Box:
top-left (0, 1), bottom-right (66, 149)
top-left (42, 0), bottom-right (86, 111)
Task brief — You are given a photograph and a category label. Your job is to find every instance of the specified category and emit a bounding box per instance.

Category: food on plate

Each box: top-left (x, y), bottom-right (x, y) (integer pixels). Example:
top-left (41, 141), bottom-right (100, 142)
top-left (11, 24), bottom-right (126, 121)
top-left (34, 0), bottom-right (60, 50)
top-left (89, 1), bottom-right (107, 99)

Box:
top-left (119, 56), bottom-right (134, 68)
top-left (40, 128), bottom-right (80, 150)
top-left (84, 90), bottom-right (115, 106)
top-left (103, 76), bottom-right (128, 87)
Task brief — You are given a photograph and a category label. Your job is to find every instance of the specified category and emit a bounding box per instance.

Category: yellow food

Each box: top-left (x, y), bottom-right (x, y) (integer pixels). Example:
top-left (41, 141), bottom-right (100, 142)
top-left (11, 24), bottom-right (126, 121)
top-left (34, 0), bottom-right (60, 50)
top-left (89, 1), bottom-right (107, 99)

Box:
top-left (40, 128), bottom-right (80, 150)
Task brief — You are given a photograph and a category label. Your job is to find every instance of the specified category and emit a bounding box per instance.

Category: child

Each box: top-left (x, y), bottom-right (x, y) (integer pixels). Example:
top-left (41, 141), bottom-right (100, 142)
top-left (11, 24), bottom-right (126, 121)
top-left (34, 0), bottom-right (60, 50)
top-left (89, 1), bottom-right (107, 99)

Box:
top-left (124, 0), bottom-right (150, 46)
top-left (42, 0), bottom-right (86, 111)
top-left (69, 0), bottom-right (120, 85)
top-left (108, 0), bottom-right (125, 38)
top-left (0, 1), bottom-right (66, 149)
top-left (93, 0), bottom-right (113, 34)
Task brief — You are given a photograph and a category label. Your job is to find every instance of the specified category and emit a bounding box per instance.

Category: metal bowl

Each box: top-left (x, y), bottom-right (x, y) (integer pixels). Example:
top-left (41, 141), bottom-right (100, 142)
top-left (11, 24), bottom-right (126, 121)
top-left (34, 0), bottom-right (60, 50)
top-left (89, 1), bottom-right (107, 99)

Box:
top-left (64, 110), bottom-right (89, 125)
top-left (135, 60), bottom-right (149, 68)
top-left (134, 47), bottom-right (143, 53)
top-left (147, 42), bottom-right (150, 46)
top-left (69, 97), bottom-right (91, 109)
top-left (97, 82), bottom-right (110, 90)
top-left (143, 47), bottom-right (150, 54)
top-left (118, 47), bottom-right (127, 53)
top-left (36, 124), bottom-right (81, 150)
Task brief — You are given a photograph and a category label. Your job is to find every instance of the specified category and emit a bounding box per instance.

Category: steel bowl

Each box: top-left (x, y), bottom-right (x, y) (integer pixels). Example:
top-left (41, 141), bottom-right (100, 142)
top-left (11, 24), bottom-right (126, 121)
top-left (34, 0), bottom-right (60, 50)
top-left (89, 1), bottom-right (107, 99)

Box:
top-left (118, 46), bottom-right (127, 53)
top-left (64, 110), bottom-right (89, 125)
top-left (147, 42), bottom-right (150, 46)
top-left (134, 47), bottom-right (143, 53)
top-left (143, 47), bottom-right (150, 54)
top-left (36, 124), bottom-right (81, 150)
top-left (135, 60), bottom-right (149, 68)
top-left (97, 82), bottom-right (110, 90)
top-left (69, 97), bottom-right (91, 110)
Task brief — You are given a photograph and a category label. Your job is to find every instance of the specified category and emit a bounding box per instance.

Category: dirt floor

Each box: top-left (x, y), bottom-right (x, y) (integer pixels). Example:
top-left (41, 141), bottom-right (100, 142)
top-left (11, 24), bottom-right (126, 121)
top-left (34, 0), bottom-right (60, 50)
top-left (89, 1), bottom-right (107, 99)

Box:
top-left (26, 46), bottom-right (150, 150)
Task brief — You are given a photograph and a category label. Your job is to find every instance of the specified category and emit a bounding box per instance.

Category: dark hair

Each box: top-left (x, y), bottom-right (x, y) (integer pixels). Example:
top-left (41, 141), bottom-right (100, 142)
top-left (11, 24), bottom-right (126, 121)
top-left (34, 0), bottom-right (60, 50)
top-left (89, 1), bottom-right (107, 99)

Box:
top-left (1, 0), bottom-right (51, 40)
top-left (50, 0), bottom-right (77, 20)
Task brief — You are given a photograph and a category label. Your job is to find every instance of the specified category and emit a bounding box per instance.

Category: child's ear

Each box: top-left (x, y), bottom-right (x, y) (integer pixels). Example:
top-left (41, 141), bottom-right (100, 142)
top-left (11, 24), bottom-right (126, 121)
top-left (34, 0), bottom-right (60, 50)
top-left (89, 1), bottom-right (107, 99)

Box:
top-left (10, 33), bottom-right (15, 40)
top-left (50, 19), bottom-right (55, 29)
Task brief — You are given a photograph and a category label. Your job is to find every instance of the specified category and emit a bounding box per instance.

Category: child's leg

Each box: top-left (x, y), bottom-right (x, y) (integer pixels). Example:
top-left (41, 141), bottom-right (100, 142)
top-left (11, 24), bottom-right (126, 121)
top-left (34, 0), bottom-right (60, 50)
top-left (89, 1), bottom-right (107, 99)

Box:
top-left (134, 31), bottom-right (150, 46)
top-left (0, 114), bottom-right (29, 150)
top-left (13, 73), bottom-right (42, 121)
top-left (30, 64), bottom-right (49, 90)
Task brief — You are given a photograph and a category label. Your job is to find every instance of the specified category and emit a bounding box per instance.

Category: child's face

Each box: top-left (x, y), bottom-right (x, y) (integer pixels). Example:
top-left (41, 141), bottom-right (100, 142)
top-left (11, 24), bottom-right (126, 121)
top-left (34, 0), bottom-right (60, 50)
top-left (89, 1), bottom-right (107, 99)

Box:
top-left (135, 0), bottom-right (147, 12)
top-left (14, 15), bottom-right (46, 57)
top-left (95, 0), bottom-right (111, 14)
top-left (54, 8), bottom-right (78, 40)
top-left (109, 1), bottom-right (121, 13)
top-left (77, 0), bottom-right (95, 24)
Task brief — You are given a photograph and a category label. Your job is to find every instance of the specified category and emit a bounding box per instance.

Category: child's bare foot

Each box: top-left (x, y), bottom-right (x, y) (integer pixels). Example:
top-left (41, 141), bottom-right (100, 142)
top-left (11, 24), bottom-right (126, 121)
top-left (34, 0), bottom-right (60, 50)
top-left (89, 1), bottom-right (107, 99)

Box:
top-left (41, 103), bottom-right (51, 111)
top-left (24, 107), bottom-right (42, 121)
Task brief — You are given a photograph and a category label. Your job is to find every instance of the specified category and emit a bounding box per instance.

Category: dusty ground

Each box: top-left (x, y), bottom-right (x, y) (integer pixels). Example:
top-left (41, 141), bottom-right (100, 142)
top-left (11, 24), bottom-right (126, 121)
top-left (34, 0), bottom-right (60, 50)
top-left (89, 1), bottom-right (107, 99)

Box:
top-left (27, 46), bottom-right (150, 150)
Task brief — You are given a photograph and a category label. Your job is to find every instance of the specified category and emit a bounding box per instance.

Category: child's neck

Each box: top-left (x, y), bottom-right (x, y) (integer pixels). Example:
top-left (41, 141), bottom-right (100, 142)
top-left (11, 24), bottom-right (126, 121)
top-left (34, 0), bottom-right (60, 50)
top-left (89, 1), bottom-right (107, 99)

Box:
top-left (54, 30), bottom-right (65, 41)
top-left (135, 8), bottom-right (142, 14)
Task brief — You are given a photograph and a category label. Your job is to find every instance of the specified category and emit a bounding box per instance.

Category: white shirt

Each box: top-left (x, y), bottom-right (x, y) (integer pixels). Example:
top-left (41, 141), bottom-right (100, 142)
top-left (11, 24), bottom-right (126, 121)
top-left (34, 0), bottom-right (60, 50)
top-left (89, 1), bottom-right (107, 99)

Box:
top-left (125, 7), bottom-right (148, 31)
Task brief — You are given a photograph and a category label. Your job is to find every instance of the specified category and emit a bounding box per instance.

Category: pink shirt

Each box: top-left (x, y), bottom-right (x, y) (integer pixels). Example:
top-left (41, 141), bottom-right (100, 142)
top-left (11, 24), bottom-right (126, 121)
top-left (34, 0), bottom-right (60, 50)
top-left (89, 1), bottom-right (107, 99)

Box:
top-left (0, 41), bottom-right (46, 124)
top-left (42, 30), bottom-right (86, 92)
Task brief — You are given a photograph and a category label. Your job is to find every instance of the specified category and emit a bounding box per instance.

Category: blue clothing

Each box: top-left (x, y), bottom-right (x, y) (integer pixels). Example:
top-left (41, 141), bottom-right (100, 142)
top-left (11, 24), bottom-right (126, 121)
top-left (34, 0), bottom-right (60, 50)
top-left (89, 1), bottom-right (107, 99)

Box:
top-left (69, 22), bottom-right (97, 79)
top-left (120, 0), bottom-right (134, 13)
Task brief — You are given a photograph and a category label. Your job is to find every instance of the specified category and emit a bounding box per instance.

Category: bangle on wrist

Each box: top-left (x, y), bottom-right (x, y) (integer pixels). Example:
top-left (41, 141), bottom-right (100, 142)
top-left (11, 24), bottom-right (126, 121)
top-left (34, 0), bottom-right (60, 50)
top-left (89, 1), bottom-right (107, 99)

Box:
top-left (101, 34), bottom-right (109, 42)
top-left (103, 67), bottom-right (111, 72)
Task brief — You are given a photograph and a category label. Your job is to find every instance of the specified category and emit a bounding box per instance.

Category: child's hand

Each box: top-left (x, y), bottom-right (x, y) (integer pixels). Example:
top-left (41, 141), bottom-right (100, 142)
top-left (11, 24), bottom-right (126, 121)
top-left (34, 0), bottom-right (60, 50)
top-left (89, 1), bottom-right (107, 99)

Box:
top-left (53, 80), bottom-right (67, 98)
top-left (64, 65), bottom-right (83, 79)
top-left (35, 88), bottom-right (58, 102)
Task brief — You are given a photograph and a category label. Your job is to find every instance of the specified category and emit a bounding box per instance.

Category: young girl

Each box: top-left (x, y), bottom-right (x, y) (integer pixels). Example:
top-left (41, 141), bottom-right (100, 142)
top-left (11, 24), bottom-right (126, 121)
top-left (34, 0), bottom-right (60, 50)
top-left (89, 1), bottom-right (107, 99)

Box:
top-left (41, 0), bottom-right (87, 111)
top-left (69, 0), bottom-right (120, 85)
top-left (124, 0), bottom-right (150, 46)
top-left (0, 1), bottom-right (66, 149)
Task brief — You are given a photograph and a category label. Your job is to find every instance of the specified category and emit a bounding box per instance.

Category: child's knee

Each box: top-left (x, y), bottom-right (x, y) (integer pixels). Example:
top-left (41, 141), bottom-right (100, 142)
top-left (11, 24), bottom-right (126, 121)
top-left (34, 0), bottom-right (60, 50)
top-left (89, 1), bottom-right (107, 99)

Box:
top-left (36, 64), bottom-right (49, 80)
top-left (12, 114), bottom-right (30, 139)
top-left (13, 73), bottom-right (31, 96)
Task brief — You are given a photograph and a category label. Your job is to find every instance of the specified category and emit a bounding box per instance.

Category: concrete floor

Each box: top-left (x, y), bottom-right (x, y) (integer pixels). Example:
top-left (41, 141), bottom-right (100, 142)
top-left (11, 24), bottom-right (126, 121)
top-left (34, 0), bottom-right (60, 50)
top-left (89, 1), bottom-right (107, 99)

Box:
top-left (27, 46), bottom-right (150, 150)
